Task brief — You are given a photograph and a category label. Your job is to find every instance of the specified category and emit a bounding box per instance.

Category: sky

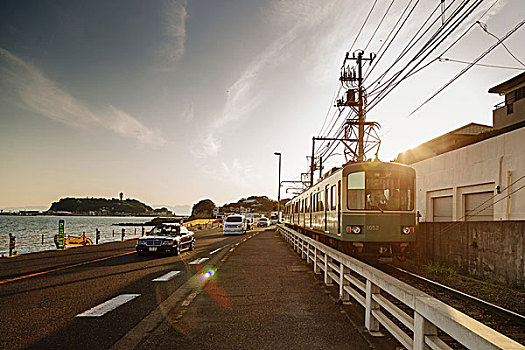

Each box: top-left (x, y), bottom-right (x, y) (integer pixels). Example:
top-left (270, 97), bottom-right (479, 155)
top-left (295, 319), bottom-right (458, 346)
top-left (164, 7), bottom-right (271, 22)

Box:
top-left (1, 0), bottom-right (524, 215)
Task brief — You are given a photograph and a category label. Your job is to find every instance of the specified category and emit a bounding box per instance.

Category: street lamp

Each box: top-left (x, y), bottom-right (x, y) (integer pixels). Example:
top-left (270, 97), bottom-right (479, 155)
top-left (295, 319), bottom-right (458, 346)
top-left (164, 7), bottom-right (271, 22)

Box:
top-left (274, 152), bottom-right (281, 222)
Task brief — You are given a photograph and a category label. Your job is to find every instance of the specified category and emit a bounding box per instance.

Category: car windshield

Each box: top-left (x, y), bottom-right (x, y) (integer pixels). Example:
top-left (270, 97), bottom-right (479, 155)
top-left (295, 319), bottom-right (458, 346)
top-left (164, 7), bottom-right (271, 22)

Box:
top-left (226, 217), bottom-right (242, 223)
top-left (149, 225), bottom-right (181, 236)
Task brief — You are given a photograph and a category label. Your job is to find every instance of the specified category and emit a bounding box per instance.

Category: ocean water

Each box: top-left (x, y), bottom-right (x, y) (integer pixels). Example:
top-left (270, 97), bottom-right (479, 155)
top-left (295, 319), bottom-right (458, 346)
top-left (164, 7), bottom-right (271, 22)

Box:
top-left (0, 216), bottom-right (153, 256)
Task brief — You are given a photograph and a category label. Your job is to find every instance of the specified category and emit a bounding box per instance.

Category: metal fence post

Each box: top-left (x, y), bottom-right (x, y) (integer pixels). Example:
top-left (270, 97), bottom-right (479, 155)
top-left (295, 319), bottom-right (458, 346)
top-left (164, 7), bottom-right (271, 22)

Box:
top-left (121, 228), bottom-right (125, 241)
top-left (365, 280), bottom-right (380, 332)
top-left (414, 312), bottom-right (437, 350)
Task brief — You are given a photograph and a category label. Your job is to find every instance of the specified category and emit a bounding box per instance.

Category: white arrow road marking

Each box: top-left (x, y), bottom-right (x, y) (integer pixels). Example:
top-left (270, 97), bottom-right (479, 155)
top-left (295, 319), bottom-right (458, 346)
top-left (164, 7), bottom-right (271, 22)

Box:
top-left (189, 257), bottom-right (209, 265)
top-left (152, 271), bottom-right (181, 282)
top-left (76, 294), bottom-right (140, 317)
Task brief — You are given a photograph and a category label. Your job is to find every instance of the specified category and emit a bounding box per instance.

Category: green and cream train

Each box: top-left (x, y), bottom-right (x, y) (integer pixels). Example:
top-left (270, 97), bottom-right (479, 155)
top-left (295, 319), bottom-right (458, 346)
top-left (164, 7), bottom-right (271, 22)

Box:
top-left (283, 161), bottom-right (416, 258)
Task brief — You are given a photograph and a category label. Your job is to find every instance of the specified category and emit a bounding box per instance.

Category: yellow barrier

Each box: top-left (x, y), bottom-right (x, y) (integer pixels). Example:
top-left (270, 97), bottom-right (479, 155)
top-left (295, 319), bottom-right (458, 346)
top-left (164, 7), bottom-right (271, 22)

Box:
top-left (183, 219), bottom-right (220, 230)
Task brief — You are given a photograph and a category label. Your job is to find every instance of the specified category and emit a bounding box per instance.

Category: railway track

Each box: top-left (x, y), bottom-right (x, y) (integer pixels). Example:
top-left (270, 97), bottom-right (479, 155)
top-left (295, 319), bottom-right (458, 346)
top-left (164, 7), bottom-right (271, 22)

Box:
top-left (378, 264), bottom-right (525, 347)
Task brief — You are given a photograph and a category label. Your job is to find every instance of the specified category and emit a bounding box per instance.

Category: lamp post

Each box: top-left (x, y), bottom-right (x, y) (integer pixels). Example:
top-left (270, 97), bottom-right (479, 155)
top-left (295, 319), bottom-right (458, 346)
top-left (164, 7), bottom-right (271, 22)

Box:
top-left (274, 152), bottom-right (281, 222)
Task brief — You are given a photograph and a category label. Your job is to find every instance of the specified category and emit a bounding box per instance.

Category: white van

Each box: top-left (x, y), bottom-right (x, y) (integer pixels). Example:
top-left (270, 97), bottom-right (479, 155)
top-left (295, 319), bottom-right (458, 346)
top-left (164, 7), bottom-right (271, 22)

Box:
top-left (223, 215), bottom-right (247, 235)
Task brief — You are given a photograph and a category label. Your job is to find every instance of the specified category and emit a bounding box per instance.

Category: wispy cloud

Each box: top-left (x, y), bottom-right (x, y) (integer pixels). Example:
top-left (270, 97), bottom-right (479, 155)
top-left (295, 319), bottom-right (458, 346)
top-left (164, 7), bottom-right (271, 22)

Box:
top-left (181, 102), bottom-right (194, 123)
top-left (0, 48), bottom-right (165, 145)
top-left (161, 0), bottom-right (188, 62)
top-left (194, 0), bottom-right (339, 159)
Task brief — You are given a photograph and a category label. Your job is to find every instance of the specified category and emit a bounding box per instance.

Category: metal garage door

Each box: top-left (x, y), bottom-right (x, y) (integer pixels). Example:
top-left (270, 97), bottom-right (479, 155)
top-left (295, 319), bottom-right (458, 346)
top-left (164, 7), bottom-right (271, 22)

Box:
top-left (465, 192), bottom-right (493, 221)
top-left (433, 196), bottom-right (452, 222)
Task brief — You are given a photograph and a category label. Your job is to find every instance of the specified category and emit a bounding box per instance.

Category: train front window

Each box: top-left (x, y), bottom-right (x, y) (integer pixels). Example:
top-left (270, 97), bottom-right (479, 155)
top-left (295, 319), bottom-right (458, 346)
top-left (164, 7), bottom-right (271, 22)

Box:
top-left (347, 172), bottom-right (366, 209)
top-left (347, 170), bottom-right (414, 211)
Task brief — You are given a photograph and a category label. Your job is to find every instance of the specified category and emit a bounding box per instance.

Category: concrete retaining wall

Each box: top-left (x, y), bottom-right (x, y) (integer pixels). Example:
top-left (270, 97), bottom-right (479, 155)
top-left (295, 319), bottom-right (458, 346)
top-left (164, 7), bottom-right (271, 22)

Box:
top-left (414, 221), bottom-right (525, 288)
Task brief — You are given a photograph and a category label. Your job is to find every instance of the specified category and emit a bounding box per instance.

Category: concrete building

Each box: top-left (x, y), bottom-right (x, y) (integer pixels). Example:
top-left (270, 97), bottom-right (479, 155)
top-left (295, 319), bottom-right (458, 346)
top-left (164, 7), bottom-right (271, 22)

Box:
top-left (396, 73), bottom-right (525, 222)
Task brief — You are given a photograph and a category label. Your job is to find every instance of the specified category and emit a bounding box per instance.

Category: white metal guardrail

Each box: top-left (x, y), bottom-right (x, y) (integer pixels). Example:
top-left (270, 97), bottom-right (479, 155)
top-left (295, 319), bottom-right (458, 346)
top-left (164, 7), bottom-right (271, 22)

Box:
top-left (277, 225), bottom-right (524, 350)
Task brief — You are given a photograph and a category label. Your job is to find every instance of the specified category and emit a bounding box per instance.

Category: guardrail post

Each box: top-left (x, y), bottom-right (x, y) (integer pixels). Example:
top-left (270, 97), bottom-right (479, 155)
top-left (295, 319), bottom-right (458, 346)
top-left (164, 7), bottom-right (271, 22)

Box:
top-left (339, 264), bottom-right (351, 304)
top-left (313, 248), bottom-right (321, 274)
top-left (306, 242), bottom-right (310, 263)
top-left (324, 253), bottom-right (333, 286)
top-left (414, 312), bottom-right (437, 350)
top-left (365, 280), bottom-right (380, 333)
top-left (9, 234), bottom-right (16, 256)
top-left (301, 239), bottom-right (305, 259)
top-left (95, 229), bottom-right (100, 244)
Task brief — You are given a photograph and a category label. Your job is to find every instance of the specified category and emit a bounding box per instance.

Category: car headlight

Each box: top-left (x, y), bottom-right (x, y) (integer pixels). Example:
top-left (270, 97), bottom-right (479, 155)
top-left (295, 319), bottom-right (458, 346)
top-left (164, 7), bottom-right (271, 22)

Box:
top-left (162, 240), bottom-right (174, 246)
top-left (137, 240), bottom-right (146, 245)
top-left (346, 225), bottom-right (362, 234)
top-left (402, 226), bottom-right (415, 235)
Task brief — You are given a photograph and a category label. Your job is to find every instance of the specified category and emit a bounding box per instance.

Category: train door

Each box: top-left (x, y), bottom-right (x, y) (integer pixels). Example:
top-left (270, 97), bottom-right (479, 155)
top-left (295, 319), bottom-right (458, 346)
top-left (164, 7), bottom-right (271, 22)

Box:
top-left (324, 185), bottom-right (329, 232)
top-left (309, 194), bottom-right (313, 228)
top-left (303, 198), bottom-right (306, 227)
top-left (337, 180), bottom-right (341, 236)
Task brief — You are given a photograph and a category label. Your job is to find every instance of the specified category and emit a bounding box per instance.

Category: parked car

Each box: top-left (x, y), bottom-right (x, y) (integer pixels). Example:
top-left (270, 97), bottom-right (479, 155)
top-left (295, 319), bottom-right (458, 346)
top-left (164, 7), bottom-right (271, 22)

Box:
top-left (136, 223), bottom-right (194, 255)
top-left (257, 217), bottom-right (269, 227)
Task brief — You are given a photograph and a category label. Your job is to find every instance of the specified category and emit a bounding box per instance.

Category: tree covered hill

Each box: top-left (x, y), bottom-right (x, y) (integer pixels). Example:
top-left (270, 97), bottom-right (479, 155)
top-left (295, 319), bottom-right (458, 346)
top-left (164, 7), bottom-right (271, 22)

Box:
top-left (222, 195), bottom-right (278, 213)
top-left (47, 197), bottom-right (154, 215)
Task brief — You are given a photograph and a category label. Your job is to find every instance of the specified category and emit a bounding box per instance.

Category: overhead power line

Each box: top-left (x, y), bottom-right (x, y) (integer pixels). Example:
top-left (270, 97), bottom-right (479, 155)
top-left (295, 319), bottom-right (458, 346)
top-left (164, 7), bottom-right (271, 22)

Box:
top-left (438, 57), bottom-right (525, 70)
top-left (366, 0), bottom-right (485, 113)
top-left (476, 21), bottom-right (525, 67)
top-left (408, 18), bottom-right (525, 117)
top-left (347, 0), bottom-right (379, 54)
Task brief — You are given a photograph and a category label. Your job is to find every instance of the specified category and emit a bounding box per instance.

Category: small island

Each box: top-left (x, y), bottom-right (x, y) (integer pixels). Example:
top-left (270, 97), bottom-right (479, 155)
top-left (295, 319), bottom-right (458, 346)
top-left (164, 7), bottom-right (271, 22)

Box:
top-left (46, 197), bottom-right (169, 216)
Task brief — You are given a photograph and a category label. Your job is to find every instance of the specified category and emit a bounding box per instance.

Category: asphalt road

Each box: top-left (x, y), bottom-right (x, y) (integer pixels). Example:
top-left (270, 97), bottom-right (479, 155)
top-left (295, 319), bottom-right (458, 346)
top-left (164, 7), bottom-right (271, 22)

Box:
top-left (0, 226), bottom-right (252, 350)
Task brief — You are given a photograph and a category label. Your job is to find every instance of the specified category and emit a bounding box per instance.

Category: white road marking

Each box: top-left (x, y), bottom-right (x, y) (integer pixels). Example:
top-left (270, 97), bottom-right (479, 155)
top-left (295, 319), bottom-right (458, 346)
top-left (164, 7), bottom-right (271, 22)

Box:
top-left (209, 244), bottom-right (229, 255)
top-left (76, 294), bottom-right (140, 317)
top-left (152, 271), bottom-right (181, 282)
top-left (189, 257), bottom-right (209, 265)
top-left (209, 248), bottom-right (222, 255)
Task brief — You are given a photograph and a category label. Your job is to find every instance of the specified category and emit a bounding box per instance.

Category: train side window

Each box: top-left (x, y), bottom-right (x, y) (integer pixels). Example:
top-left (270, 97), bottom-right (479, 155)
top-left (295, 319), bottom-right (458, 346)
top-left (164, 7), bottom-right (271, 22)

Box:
top-left (319, 190), bottom-right (324, 212)
top-left (331, 185), bottom-right (336, 210)
top-left (348, 172), bottom-right (365, 209)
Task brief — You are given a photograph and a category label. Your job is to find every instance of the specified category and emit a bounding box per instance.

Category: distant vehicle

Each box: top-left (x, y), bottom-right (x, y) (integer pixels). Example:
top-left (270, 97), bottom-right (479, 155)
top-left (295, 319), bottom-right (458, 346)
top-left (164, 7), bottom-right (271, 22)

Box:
top-left (257, 217), bottom-right (269, 227)
top-left (136, 223), bottom-right (194, 255)
top-left (270, 213), bottom-right (278, 225)
top-left (223, 215), bottom-right (247, 235)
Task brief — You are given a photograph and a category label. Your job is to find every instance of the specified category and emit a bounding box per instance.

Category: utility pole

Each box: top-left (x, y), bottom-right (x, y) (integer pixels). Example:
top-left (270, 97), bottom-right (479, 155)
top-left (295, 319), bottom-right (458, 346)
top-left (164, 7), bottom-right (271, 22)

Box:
top-left (338, 50), bottom-right (376, 162)
top-left (310, 136), bottom-right (358, 186)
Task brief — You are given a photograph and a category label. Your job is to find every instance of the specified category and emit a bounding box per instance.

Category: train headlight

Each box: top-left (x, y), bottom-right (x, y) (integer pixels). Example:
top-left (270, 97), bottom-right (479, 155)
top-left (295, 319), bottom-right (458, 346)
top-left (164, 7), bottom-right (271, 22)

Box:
top-left (402, 226), bottom-right (415, 235)
top-left (346, 225), bottom-right (362, 234)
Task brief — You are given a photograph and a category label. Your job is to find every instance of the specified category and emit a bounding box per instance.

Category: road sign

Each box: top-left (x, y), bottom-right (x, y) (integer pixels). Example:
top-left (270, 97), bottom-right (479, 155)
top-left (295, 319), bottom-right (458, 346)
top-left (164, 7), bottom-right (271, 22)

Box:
top-left (58, 220), bottom-right (65, 249)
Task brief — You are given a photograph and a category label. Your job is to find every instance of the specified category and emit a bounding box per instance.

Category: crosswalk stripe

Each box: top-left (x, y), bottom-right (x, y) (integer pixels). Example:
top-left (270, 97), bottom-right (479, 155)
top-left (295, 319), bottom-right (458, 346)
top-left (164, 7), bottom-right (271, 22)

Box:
top-left (152, 271), bottom-right (181, 282)
top-left (76, 294), bottom-right (140, 317)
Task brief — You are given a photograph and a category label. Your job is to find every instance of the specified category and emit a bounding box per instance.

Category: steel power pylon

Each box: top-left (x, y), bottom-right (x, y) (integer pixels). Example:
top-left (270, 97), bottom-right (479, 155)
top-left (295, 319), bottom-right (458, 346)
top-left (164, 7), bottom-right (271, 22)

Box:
top-left (337, 50), bottom-right (380, 162)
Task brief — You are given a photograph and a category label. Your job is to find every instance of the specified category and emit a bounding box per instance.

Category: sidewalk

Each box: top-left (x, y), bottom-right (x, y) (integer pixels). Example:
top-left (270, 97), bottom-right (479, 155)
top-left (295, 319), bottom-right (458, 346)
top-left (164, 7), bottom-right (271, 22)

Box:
top-left (136, 229), bottom-right (392, 349)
